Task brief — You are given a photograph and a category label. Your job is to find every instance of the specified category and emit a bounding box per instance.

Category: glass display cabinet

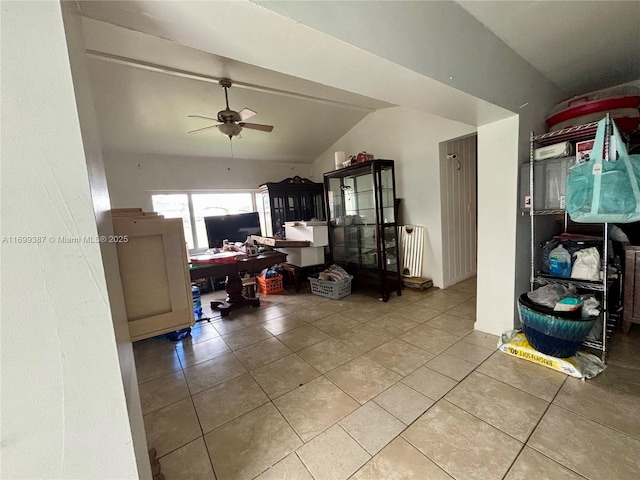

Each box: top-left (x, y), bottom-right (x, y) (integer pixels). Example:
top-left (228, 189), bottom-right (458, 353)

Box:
top-left (324, 159), bottom-right (401, 301)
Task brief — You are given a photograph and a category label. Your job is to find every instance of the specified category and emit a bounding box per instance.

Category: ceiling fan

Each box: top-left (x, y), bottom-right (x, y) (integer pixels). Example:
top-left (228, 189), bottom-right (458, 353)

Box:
top-left (188, 78), bottom-right (274, 139)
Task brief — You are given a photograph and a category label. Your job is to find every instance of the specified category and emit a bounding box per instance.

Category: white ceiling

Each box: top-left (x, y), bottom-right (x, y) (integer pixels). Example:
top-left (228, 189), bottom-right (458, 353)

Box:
top-left (457, 1), bottom-right (640, 95)
top-left (75, 1), bottom-right (639, 163)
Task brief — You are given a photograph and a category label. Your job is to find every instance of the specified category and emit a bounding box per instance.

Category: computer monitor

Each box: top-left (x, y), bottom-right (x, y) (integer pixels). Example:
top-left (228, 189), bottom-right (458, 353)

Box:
top-left (204, 212), bottom-right (261, 249)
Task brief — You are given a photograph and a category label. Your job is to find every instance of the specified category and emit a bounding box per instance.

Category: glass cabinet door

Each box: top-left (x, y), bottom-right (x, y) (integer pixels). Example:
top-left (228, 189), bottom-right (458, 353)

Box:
top-left (380, 166), bottom-right (395, 224)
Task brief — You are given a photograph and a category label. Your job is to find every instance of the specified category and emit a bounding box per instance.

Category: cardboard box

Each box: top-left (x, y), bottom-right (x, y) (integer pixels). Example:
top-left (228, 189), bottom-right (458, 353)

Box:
top-left (284, 223), bottom-right (329, 247)
top-left (278, 246), bottom-right (325, 267)
top-left (576, 139), bottom-right (594, 164)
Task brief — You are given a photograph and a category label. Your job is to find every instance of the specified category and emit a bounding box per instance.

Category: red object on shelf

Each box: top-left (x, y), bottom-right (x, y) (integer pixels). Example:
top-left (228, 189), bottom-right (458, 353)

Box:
top-left (546, 86), bottom-right (640, 133)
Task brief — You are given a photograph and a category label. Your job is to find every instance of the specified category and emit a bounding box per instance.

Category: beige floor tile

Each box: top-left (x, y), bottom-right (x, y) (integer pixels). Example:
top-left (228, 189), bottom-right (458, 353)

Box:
top-left (449, 276), bottom-right (476, 290)
top-left (312, 314), bottom-right (362, 336)
top-left (251, 304), bottom-right (290, 322)
top-left (192, 373), bottom-right (269, 434)
top-left (402, 367), bottom-right (458, 401)
top-left (553, 377), bottom-right (640, 440)
top-left (296, 425), bottom-right (371, 480)
top-left (158, 437), bottom-right (216, 480)
top-left (476, 351), bottom-right (566, 401)
top-left (326, 356), bottom-right (401, 404)
top-left (365, 313), bottom-right (421, 337)
top-left (504, 447), bottom-right (585, 480)
top-left (258, 292), bottom-right (296, 305)
top-left (337, 325), bottom-right (393, 354)
top-left (183, 352), bottom-right (247, 394)
top-left (444, 340), bottom-right (495, 364)
top-left (254, 453), bottom-right (313, 480)
top-left (204, 403), bottom-right (302, 480)
top-left (340, 306), bottom-right (386, 323)
top-left (175, 336), bottom-right (231, 367)
top-left (281, 294), bottom-right (331, 308)
top-left (446, 297), bottom-right (477, 319)
top-left (373, 383), bottom-right (435, 425)
top-left (260, 314), bottom-right (308, 336)
top-left (444, 372), bottom-right (549, 442)
top-left (293, 303), bottom-right (350, 321)
top-left (135, 348), bottom-right (182, 384)
top-left (339, 402), bottom-right (405, 455)
top-left (366, 339), bottom-right (433, 376)
top-left (425, 313), bottom-right (475, 339)
top-left (133, 337), bottom-right (176, 364)
top-left (139, 370), bottom-right (190, 415)
top-left (176, 323), bottom-right (220, 345)
top-left (415, 290), bottom-right (473, 311)
top-left (402, 400), bottom-right (522, 480)
top-left (211, 315), bottom-right (265, 335)
top-left (398, 324), bottom-right (460, 355)
top-left (424, 353), bottom-right (476, 381)
top-left (251, 353), bottom-right (321, 399)
top-left (393, 304), bottom-right (442, 323)
top-left (143, 398), bottom-right (202, 457)
top-left (297, 338), bottom-right (361, 373)
top-left (590, 363), bottom-right (640, 396)
top-left (273, 376), bottom-right (359, 441)
top-left (276, 324), bottom-right (330, 351)
top-left (460, 330), bottom-right (500, 350)
top-left (351, 437), bottom-right (454, 480)
top-left (222, 325), bottom-right (272, 350)
top-left (234, 337), bottom-right (292, 371)
top-left (412, 296), bottom-right (451, 313)
top-left (529, 405), bottom-right (640, 480)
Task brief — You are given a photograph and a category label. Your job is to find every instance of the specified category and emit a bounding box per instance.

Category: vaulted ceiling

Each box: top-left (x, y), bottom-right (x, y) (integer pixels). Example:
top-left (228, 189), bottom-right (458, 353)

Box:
top-left (74, 1), bottom-right (639, 164)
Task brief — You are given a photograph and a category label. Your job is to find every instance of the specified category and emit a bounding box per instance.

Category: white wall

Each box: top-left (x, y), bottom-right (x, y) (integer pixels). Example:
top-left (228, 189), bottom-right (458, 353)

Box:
top-left (104, 152), bottom-right (314, 209)
top-left (313, 107), bottom-right (475, 287)
top-left (62, 5), bottom-right (152, 479)
top-left (257, 1), bottom-right (560, 332)
top-left (1, 2), bottom-right (139, 478)
top-left (476, 115), bottom-right (521, 335)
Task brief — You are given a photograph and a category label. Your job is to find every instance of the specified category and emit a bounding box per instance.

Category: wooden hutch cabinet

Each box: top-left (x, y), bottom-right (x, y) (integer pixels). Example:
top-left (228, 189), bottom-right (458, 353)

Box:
top-left (259, 176), bottom-right (325, 237)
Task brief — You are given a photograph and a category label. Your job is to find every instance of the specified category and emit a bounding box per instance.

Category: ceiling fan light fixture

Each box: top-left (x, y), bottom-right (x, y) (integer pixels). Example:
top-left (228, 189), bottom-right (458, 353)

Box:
top-left (218, 123), bottom-right (242, 137)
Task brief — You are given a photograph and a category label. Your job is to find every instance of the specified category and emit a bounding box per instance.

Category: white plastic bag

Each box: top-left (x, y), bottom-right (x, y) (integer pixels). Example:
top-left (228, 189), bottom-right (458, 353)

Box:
top-left (571, 247), bottom-right (600, 281)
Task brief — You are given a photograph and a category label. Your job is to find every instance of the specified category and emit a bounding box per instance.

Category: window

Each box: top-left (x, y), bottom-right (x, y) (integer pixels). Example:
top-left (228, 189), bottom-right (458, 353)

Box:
top-left (150, 191), bottom-right (262, 250)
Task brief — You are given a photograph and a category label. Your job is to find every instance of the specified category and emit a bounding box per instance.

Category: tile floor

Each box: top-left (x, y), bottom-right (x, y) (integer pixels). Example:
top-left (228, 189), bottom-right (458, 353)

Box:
top-left (134, 278), bottom-right (640, 480)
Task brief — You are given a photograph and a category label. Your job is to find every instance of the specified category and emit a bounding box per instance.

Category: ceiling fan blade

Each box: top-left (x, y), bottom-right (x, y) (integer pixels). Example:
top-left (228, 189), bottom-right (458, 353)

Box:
top-left (232, 108), bottom-right (257, 122)
top-left (239, 122), bottom-right (274, 132)
top-left (188, 124), bottom-right (219, 134)
top-left (188, 114), bottom-right (218, 121)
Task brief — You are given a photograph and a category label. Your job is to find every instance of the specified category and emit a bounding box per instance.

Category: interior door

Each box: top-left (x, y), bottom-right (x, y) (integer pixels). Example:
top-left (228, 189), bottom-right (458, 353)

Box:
top-left (113, 216), bottom-right (193, 341)
top-left (440, 134), bottom-right (478, 287)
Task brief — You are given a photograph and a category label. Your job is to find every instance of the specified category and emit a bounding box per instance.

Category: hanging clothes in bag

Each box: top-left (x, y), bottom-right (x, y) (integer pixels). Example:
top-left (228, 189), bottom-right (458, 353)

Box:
top-left (566, 117), bottom-right (640, 223)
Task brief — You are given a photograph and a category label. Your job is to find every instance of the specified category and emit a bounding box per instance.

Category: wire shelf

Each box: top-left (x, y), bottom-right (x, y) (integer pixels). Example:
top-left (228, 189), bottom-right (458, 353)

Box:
top-left (534, 275), bottom-right (605, 292)
top-left (532, 122), bottom-right (599, 145)
top-left (531, 209), bottom-right (566, 216)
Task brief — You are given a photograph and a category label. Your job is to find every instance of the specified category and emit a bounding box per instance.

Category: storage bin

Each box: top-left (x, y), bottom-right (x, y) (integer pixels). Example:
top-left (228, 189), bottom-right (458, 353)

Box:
top-left (309, 275), bottom-right (353, 300)
top-left (256, 275), bottom-right (284, 295)
top-left (520, 157), bottom-right (576, 210)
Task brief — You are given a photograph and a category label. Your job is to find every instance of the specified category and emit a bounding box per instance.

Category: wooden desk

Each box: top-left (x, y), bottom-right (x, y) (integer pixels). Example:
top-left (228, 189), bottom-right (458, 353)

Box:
top-left (190, 252), bottom-right (287, 317)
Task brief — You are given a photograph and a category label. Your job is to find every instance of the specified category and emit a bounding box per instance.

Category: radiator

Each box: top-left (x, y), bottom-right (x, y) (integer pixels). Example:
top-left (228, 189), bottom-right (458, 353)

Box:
top-left (398, 225), bottom-right (426, 277)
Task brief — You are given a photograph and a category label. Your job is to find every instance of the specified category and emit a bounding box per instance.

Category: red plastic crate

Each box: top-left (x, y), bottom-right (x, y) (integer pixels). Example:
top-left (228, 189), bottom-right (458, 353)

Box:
top-left (256, 275), bottom-right (284, 295)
